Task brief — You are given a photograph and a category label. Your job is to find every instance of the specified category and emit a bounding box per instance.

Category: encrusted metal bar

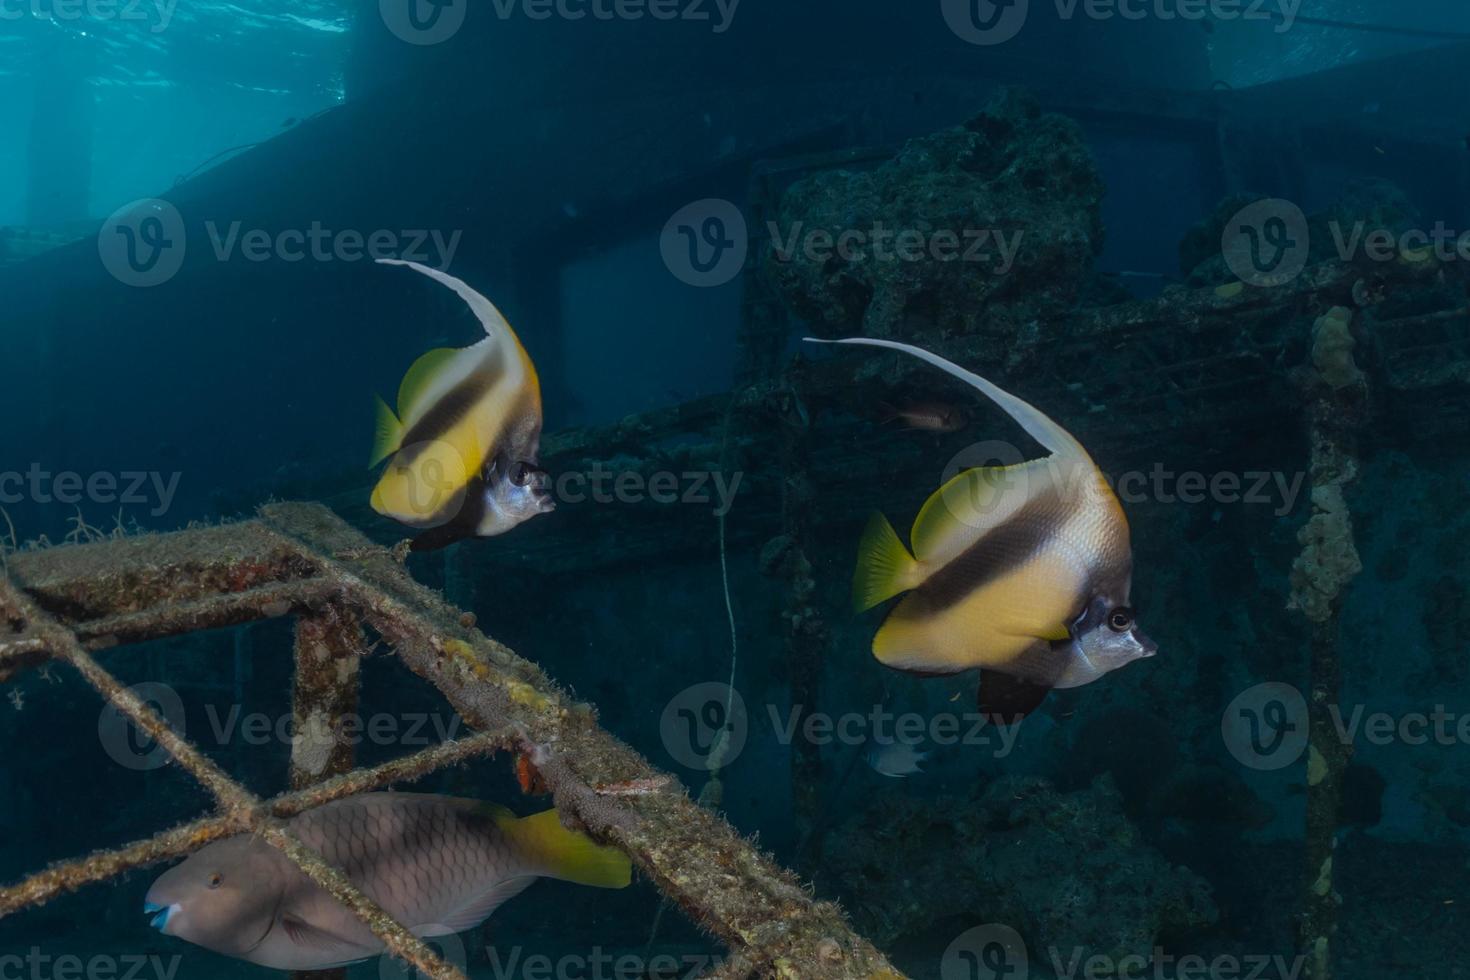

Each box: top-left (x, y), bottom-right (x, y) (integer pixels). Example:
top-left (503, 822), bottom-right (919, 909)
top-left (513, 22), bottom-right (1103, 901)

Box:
top-left (0, 728), bottom-right (512, 915)
top-left (290, 605), bottom-right (365, 790)
top-left (0, 578), bottom-right (466, 980)
top-left (770, 381), bottom-right (828, 868)
top-left (255, 502), bottom-right (904, 979)
top-left (6, 520), bottom-right (317, 620)
top-left (289, 605), bottom-right (366, 980)
top-left (0, 577), bottom-right (257, 813)
top-left (1, 578), bottom-right (335, 681)
top-left (79, 578), bottom-right (336, 650)
top-left (0, 502), bottom-right (906, 978)
top-left (1291, 310), bottom-right (1369, 980)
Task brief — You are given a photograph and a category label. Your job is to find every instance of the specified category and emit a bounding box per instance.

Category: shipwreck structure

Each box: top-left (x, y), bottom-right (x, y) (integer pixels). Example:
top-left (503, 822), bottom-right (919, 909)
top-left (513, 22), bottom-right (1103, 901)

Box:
top-left (2, 20), bottom-right (1468, 976)
top-left (0, 503), bottom-right (903, 979)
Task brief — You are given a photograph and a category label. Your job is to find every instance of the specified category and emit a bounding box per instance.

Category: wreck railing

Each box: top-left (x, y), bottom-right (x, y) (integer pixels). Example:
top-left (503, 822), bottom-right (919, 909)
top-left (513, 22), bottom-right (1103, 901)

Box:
top-left (0, 502), bottom-right (903, 980)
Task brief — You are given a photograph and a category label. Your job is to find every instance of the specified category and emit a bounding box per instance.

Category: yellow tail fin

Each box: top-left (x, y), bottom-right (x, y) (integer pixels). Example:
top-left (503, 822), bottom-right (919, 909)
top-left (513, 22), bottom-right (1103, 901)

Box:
top-left (369, 395), bottom-right (405, 467)
top-left (501, 809), bottom-right (632, 889)
top-left (853, 512), bottom-right (920, 612)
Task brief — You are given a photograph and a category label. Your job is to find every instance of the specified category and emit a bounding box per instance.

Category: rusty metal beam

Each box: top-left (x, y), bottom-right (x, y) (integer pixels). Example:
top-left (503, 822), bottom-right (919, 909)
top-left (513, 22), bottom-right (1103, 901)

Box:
top-left (289, 605), bottom-right (366, 980)
top-left (0, 576), bottom-right (467, 980)
top-left (0, 502), bottom-right (905, 979)
top-left (255, 502), bottom-right (902, 979)
top-left (0, 728), bottom-right (513, 915)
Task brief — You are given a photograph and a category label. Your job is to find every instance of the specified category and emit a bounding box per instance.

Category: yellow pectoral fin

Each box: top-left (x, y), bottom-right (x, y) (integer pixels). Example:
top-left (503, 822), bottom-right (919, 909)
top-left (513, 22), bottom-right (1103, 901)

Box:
top-left (853, 513), bottom-right (920, 612)
top-left (1036, 621), bottom-right (1072, 643)
top-left (370, 395), bottom-right (405, 468)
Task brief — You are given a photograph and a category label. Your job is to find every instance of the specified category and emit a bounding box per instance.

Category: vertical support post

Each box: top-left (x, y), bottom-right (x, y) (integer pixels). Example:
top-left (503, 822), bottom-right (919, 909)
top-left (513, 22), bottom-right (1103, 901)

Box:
top-left (1289, 307), bottom-right (1367, 980)
top-left (768, 380), bottom-right (827, 866)
top-left (289, 603), bottom-right (365, 980)
top-left (735, 170), bottom-right (789, 385)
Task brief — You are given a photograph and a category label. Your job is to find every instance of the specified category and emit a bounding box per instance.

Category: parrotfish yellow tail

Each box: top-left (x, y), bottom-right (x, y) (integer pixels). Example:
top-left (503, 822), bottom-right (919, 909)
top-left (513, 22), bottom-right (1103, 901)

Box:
top-left (806, 336), bottom-right (1157, 725)
top-left (369, 260), bottom-right (553, 551)
top-left (144, 794), bottom-right (630, 972)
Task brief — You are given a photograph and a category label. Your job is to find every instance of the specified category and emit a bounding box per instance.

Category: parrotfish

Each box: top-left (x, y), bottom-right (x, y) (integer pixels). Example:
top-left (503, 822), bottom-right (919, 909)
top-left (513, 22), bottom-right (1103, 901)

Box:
top-left (143, 794), bottom-right (631, 971)
top-left (370, 260), bottom-right (554, 552)
top-left (807, 337), bottom-right (1157, 724)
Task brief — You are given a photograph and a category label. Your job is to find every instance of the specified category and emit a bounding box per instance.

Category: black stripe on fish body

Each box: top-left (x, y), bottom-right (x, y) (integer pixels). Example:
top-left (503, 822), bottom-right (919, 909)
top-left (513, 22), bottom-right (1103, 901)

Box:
top-left (498, 386), bottom-right (545, 463)
top-left (977, 669), bottom-right (1052, 726)
top-left (393, 346), bottom-right (506, 469)
top-left (1002, 637), bottom-right (1084, 688)
top-left (409, 478), bottom-right (487, 552)
top-left (907, 491), bottom-right (1071, 615)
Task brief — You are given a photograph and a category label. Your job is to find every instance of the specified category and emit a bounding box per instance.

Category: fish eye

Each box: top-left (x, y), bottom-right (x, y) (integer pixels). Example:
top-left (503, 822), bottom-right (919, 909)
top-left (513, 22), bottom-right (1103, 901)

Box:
top-left (1107, 608), bottom-right (1135, 633)
top-left (207, 873), bottom-right (223, 889)
top-left (509, 461), bottom-right (533, 487)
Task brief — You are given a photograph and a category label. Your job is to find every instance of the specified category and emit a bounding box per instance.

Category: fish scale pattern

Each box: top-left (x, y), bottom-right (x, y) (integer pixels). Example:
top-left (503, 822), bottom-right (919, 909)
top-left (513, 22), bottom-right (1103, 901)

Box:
top-left (292, 795), bottom-right (513, 930)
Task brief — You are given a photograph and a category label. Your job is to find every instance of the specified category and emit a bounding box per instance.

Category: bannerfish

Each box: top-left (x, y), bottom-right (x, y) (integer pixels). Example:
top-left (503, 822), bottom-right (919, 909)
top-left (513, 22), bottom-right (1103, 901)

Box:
top-left (879, 399), bottom-right (971, 433)
top-left (807, 337), bottom-right (1157, 724)
top-left (143, 793), bottom-right (631, 972)
top-left (867, 740), bottom-right (930, 778)
top-left (370, 259), bottom-right (554, 552)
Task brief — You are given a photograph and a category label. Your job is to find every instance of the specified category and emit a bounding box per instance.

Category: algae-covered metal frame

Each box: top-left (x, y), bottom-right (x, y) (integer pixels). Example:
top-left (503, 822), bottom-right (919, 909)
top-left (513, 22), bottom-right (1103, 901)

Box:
top-left (0, 502), bottom-right (902, 980)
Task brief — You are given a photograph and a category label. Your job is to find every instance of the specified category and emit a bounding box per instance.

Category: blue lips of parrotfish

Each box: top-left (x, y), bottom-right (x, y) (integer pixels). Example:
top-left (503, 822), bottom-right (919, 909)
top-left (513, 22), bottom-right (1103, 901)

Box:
top-left (145, 902), bottom-right (178, 931)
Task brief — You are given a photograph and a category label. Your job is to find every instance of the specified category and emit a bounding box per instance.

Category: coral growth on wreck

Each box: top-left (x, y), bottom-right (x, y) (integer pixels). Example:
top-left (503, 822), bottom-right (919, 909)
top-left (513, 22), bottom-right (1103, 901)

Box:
top-left (763, 89), bottom-right (1105, 339)
top-left (825, 775), bottom-right (1217, 963)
